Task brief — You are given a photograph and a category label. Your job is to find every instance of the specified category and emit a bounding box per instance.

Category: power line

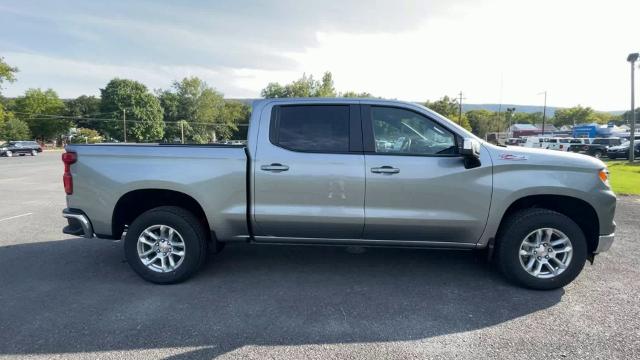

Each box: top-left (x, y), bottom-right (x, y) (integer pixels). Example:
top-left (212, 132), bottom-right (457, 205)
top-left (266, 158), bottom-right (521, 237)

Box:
top-left (21, 117), bottom-right (250, 127)
top-left (12, 112), bottom-right (249, 127)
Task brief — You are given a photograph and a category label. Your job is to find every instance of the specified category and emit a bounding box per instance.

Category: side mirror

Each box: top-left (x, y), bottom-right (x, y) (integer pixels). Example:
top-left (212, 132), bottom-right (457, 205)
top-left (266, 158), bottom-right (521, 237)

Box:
top-left (461, 138), bottom-right (481, 159)
top-left (461, 138), bottom-right (481, 169)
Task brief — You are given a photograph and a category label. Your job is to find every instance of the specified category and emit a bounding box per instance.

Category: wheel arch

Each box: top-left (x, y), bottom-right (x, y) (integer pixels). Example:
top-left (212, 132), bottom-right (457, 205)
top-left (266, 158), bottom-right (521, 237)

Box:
top-left (496, 194), bottom-right (600, 254)
top-left (112, 189), bottom-right (212, 242)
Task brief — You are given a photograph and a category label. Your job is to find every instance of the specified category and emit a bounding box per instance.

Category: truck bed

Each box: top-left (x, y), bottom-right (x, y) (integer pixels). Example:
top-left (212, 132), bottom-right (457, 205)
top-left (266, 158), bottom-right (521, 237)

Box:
top-left (65, 143), bottom-right (249, 240)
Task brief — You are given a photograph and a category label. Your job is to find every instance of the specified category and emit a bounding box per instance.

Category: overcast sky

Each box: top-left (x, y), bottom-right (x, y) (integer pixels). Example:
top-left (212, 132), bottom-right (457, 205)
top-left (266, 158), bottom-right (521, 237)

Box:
top-left (1, 0), bottom-right (638, 110)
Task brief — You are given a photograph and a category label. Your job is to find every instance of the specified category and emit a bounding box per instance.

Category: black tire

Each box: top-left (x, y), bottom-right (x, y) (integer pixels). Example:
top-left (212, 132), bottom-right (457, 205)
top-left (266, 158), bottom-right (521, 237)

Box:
top-left (124, 206), bottom-right (208, 284)
top-left (495, 208), bottom-right (587, 290)
top-left (593, 150), bottom-right (603, 159)
top-left (31, 149), bottom-right (37, 156)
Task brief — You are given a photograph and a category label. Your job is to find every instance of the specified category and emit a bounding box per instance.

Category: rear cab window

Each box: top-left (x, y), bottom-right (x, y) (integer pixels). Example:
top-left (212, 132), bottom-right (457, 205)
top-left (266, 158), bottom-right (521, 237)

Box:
top-left (270, 105), bottom-right (351, 153)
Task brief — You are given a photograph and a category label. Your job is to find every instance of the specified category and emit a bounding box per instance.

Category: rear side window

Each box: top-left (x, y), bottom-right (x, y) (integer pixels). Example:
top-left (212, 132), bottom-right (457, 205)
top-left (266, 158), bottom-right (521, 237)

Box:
top-left (271, 105), bottom-right (350, 152)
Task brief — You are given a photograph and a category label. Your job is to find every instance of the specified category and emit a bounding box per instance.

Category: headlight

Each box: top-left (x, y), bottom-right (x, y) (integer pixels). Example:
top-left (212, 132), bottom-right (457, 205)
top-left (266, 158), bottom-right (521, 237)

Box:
top-left (0, 147), bottom-right (7, 151)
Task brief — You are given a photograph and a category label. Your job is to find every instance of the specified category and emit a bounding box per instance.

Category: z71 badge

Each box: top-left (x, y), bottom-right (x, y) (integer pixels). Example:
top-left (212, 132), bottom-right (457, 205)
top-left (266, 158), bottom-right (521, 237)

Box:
top-left (499, 154), bottom-right (529, 161)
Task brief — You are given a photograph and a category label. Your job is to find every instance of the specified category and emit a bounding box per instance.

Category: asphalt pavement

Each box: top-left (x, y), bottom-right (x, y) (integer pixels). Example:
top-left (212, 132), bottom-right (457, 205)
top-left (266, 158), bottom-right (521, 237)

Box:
top-left (1, 151), bottom-right (639, 359)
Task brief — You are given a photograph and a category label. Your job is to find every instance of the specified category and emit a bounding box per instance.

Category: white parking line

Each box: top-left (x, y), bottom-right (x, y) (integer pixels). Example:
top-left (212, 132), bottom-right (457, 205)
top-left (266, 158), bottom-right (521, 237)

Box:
top-left (0, 213), bottom-right (33, 222)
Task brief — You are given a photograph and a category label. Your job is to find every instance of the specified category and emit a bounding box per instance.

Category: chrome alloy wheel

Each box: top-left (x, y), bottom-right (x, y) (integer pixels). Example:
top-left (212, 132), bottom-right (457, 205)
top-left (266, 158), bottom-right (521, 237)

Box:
top-left (137, 225), bottom-right (186, 273)
top-left (519, 228), bottom-right (573, 279)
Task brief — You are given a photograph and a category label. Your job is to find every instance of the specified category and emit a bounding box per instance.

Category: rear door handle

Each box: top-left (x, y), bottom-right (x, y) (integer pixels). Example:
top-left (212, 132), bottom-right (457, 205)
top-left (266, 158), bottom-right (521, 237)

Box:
top-left (261, 163), bottom-right (290, 172)
top-left (371, 166), bottom-right (400, 174)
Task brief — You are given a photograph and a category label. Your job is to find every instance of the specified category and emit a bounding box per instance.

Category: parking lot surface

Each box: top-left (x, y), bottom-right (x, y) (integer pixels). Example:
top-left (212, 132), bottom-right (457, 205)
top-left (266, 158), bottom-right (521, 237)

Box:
top-left (1, 152), bottom-right (639, 359)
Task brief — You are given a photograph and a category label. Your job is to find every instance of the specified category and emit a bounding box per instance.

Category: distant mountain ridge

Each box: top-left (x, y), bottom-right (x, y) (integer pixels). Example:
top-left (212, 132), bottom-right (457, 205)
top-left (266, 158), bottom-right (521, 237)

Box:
top-left (227, 99), bottom-right (625, 116)
top-left (460, 103), bottom-right (625, 116)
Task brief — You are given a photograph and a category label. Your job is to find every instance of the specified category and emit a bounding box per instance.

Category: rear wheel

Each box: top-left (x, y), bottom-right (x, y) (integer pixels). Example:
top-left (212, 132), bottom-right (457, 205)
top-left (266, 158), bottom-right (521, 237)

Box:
top-left (593, 150), bottom-right (603, 159)
top-left (495, 208), bottom-right (587, 290)
top-left (124, 206), bottom-right (208, 284)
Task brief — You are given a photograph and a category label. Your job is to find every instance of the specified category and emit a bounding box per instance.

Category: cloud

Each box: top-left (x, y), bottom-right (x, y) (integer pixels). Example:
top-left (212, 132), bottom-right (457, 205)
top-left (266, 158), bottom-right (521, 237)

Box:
top-left (1, 0), bottom-right (638, 109)
top-left (1, 52), bottom-right (267, 98)
top-left (0, 0), bottom-right (462, 70)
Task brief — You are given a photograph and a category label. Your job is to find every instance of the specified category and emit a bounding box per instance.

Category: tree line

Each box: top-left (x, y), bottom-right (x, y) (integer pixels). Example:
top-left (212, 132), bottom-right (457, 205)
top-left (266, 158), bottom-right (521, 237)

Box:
top-left (0, 57), bottom-right (636, 143)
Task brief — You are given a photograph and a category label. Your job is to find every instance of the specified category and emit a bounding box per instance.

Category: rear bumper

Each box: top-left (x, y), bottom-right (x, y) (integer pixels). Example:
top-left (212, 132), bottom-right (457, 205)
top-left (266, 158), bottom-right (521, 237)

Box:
top-left (595, 233), bottom-right (615, 253)
top-left (62, 208), bottom-right (94, 238)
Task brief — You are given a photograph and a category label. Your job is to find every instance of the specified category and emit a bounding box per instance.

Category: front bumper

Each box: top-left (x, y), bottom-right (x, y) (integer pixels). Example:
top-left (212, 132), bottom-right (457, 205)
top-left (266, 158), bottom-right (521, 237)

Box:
top-left (62, 208), bottom-right (94, 238)
top-left (595, 233), bottom-right (615, 253)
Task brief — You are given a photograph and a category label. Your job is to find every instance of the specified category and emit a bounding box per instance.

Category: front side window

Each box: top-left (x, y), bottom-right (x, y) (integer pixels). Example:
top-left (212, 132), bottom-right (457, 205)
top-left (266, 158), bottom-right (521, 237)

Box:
top-left (370, 107), bottom-right (457, 155)
top-left (273, 105), bottom-right (349, 152)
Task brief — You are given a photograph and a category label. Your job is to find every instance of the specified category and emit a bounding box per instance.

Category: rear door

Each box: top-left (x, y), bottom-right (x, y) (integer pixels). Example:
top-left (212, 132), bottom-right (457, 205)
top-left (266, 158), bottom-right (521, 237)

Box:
top-left (252, 103), bottom-right (366, 239)
top-left (361, 105), bottom-right (492, 244)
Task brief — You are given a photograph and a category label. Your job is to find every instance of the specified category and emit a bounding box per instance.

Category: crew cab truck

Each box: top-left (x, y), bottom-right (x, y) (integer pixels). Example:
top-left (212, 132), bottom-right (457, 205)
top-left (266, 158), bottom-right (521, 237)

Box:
top-left (61, 99), bottom-right (616, 289)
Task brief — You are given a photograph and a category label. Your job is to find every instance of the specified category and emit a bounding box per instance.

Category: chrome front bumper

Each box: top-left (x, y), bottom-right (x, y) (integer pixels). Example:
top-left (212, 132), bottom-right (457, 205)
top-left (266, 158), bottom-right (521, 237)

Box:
top-left (62, 209), bottom-right (94, 238)
top-left (595, 233), bottom-right (615, 253)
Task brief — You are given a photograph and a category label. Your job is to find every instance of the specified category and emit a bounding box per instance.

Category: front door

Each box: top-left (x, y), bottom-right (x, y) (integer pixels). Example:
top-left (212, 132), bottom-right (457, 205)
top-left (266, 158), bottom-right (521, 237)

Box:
top-left (362, 105), bottom-right (492, 244)
top-left (253, 103), bottom-right (366, 239)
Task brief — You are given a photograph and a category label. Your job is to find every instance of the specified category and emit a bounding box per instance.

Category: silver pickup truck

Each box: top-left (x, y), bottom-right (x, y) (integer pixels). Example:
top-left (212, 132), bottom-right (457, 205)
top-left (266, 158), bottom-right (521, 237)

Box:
top-left (61, 98), bottom-right (616, 289)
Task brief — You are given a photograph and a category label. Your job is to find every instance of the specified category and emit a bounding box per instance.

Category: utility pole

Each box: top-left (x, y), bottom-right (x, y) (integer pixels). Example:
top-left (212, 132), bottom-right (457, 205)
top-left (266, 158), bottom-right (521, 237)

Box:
top-left (457, 91), bottom-right (465, 125)
top-left (181, 121), bottom-right (185, 144)
top-left (506, 107), bottom-right (516, 136)
top-left (538, 91), bottom-right (547, 136)
top-left (628, 53), bottom-right (638, 163)
top-left (123, 109), bottom-right (127, 143)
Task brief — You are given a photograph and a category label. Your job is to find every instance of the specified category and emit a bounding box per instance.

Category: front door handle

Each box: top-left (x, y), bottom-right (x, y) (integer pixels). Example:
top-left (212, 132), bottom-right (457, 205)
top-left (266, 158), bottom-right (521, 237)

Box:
top-left (261, 163), bottom-right (290, 172)
top-left (371, 166), bottom-right (400, 174)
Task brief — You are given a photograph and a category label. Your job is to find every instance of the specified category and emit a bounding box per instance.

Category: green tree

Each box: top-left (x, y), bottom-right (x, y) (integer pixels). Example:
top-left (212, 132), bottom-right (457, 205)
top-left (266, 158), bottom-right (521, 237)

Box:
top-left (341, 91), bottom-right (374, 98)
top-left (553, 106), bottom-right (597, 127)
top-left (466, 109), bottom-right (496, 138)
top-left (158, 77), bottom-right (230, 143)
top-left (511, 112), bottom-right (543, 125)
top-left (65, 95), bottom-right (102, 130)
top-left (70, 127), bottom-right (102, 144)
top-left (0, 115), bottom-right (31, 140)
top-left (222, 100), bottom-right (251, 140)
top-left (14, 88), bottom-right (69, 141)
top-left (621, 108), bottom-right (640, 126)
top-left (0, 57), bottom-right (18, 92)
top-left (100, 79), bottom-right (164, 142)
top-left (425, 96), bottom-right (459, 117)
top-left (315, 72), bottom-right (336, 97)
top-left (424, 96), bottom-right (472, 131)
top-left (261, 71), bottom-right (336, 98)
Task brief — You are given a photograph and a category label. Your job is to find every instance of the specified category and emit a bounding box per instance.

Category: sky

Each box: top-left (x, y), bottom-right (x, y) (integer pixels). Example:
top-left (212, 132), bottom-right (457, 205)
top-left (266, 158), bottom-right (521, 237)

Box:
top-left (0, 0), bottom-right (638, 110)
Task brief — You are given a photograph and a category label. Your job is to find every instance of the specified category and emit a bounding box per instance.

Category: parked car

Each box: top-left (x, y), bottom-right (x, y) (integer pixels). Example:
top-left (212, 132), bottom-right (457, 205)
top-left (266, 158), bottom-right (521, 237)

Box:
top-left (505, 138), bottom-right (524, 146)
top-left (568, 137), bottom-right (623, 158)
top-left (546, 138), bottom-right (580, 151)
top-left (0, 141), bottom-right (43, 157)
top-left (607, 142), bottom-right (640, 159)
top-left (61, 99), bottom-right (616, 290)
top-left (523, 136), bottom-right (548, 149)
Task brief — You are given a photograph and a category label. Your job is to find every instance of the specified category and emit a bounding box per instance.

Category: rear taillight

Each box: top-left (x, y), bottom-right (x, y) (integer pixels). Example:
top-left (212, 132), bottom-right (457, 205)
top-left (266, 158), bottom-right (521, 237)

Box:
top-left (62, 152), bottom-right (77, 195)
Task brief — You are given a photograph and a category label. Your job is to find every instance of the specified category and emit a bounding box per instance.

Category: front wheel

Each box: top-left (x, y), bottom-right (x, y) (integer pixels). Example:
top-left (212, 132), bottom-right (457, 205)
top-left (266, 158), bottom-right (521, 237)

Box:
top-left (593, 150), bottom-right (603, 159)
top-left (31, 149), bottom-right (37, 156)
top-left (5, 151), bottom-right (12, 157)
top-left (495, 209), bottom-right (587, 290)
top-left (124, 206), bottom-right (208, 284)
